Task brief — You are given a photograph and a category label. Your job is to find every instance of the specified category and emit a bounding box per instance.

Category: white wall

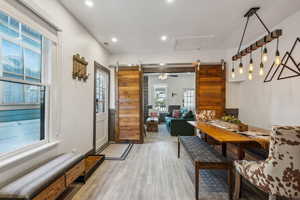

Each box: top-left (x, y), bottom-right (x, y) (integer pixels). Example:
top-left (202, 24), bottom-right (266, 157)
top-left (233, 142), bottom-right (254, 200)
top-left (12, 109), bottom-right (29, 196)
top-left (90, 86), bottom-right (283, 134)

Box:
top-left (0, 0), bottom-right (110, 185)
top-left (226, 10), bottom-right (300, 129)
top-left (109, 50), bottom-right (226, 65)
top-left (147, 74), bottom-right (195, 108)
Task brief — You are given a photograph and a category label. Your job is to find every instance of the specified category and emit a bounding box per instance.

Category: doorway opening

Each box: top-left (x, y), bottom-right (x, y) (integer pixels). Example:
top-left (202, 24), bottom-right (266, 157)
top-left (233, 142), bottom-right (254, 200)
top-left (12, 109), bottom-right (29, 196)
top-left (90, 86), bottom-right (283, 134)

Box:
top-left (143, 67), bottom-right (196, 140)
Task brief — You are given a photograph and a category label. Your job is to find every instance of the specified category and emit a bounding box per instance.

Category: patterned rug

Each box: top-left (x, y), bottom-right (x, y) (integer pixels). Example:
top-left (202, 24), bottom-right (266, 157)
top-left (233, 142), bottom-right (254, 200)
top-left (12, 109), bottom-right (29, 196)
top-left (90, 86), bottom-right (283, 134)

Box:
top-left (183, 159), bottom-right (267, 200)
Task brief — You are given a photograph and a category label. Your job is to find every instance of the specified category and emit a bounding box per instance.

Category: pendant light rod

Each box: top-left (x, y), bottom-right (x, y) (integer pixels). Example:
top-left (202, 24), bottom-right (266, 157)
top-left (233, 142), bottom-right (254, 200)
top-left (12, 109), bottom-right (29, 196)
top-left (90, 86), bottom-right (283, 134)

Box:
top-left (237, 16), bottom-right (250, 55)
top-left (243, 7), bottom-right (270, 33)
top-left (254, 12), bottom-right (271, 34)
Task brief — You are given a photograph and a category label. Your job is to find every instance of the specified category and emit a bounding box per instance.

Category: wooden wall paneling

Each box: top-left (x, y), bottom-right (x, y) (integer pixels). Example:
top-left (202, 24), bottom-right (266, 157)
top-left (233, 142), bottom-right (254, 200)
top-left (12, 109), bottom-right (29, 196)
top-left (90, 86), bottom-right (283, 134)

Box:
top-left (196, 65), bottom-right (226, 118)
top-left (116, 67), bottom-right (143, 143)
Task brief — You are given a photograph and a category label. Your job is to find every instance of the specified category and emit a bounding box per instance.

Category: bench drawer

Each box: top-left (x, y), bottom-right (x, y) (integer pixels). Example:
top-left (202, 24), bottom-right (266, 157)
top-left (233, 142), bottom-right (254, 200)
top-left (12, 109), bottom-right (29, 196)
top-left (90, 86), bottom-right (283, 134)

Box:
top-left (33, 175), bottom-right (66, 200)
top-left (65, 159), bottom-right (85, 186)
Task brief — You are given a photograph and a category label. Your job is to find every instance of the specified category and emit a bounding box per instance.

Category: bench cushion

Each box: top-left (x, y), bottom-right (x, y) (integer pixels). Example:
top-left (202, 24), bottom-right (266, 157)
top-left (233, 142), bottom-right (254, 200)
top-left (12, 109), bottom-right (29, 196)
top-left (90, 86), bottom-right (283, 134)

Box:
top-left (0, 153), bottom-right (84, 200)
top-left (179, 136), bottom-right (227, 163)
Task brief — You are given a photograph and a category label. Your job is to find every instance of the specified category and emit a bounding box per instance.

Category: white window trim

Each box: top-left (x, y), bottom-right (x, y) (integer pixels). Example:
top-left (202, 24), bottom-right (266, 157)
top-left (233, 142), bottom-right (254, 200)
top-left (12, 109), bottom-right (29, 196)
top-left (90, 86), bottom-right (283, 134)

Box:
top-left (0, 1), bottom-right (58, 43)
top-left (0, 2), bottom-right (62, 161)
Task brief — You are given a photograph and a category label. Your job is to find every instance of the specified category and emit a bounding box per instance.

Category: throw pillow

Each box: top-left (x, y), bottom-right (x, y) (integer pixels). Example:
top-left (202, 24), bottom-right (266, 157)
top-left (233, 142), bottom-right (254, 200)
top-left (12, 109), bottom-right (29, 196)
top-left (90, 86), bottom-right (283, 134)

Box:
top-left (150, 112), bottom-right (159, 118)
top-left (183, 110), bottom-right (194, 119)
top-left (172, 110), bottom-right (181, 118)
top-left (180, 108), bottom-right (188, 114)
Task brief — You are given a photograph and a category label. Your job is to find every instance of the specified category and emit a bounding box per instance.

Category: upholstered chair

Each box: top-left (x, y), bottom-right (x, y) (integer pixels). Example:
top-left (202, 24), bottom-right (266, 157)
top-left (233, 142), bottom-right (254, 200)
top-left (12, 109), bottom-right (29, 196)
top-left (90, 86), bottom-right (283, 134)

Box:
top-left (233, 126), bottom-right (300, 200)
top-left (196, 110), bottom-right (216, 121)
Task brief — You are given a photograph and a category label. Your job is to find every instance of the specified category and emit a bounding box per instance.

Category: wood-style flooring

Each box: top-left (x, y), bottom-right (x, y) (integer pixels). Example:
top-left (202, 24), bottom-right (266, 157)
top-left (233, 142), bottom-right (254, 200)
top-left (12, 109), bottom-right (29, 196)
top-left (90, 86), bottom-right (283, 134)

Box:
top-left (59, 125), bottom-right (262, 200)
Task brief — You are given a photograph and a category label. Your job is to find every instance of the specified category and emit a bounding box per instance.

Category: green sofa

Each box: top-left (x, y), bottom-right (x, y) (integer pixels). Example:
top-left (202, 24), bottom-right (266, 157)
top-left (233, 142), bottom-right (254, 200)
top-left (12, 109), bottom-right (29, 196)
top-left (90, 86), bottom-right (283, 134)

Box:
top-left (165, 115), bottom-right (195, 136)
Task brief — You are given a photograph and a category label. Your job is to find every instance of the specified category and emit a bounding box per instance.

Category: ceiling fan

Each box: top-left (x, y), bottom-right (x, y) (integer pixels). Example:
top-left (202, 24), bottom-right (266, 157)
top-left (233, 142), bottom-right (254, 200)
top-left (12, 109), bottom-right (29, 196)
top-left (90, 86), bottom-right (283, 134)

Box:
top-left (158, 73), bottom-right (178, 80)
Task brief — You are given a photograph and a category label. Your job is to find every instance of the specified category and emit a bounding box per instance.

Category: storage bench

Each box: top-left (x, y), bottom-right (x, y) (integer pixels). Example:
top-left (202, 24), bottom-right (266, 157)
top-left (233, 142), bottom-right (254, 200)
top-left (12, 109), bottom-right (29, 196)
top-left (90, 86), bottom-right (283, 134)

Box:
top-left (0, 153), bottom-right (85, 200)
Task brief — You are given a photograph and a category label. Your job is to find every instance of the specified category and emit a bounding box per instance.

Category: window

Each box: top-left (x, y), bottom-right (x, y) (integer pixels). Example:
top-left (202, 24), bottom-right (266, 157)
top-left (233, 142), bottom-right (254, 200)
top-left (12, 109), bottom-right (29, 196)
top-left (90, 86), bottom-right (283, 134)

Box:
top-left (0, 10), bottom-right (53, 155)
top-left (95, 68), bottom-right (108, 113)
top-left (154, 86), bottom-right (167, 112)
top-left (183, 89), bottom-right (195, 111)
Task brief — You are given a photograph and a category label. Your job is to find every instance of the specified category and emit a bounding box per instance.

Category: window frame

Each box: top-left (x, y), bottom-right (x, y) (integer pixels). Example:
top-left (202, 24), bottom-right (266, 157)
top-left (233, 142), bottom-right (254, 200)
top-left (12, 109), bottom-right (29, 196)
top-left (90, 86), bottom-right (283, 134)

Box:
top-left (0, 3), bottom-right (59, 160)
top-left (153, 85), bottom-right (168, 112)
top-left (183, 88), bottom-right (195, 111)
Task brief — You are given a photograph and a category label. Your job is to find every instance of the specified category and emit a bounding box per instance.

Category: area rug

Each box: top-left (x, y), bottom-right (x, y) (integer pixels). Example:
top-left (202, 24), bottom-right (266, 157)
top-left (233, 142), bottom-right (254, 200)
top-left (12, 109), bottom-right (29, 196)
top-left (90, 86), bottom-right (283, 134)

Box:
top-left (97, 143), bottom-right (134, 161)
top-left (182, 151), bottom-right (267, 200)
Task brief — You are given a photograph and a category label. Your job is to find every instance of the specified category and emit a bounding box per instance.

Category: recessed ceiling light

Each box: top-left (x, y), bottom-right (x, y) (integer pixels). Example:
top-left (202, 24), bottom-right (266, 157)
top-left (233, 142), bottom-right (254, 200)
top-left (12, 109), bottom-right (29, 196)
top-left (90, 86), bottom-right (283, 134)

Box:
top-left (161, 35), bottom-right (168, 41)
top-left (128, 64), bottom-right (132, 66)
top-left (85, 0), bottom-right (94, 7)
top-left (166, 0), bottom-right (175, 3)
top-left (160, 63), bottom-right (166, 66)
top-left (111, 37), bottom-right (118, 43)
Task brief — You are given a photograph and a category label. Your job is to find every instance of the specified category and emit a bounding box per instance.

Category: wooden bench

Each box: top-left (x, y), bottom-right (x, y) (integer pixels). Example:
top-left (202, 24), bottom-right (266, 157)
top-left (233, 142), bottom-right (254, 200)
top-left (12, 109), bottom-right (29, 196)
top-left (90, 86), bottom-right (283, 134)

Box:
top-left (178, 136), bottom-right (233, 200)
top-left (0, 153), bottom-right (86, 200)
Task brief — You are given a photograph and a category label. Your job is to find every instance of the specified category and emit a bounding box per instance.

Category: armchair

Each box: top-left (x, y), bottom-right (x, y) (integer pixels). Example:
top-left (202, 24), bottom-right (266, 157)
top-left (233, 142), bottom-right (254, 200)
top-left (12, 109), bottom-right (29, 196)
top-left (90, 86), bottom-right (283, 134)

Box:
top-left (233, 126), bottom-right (300, 200)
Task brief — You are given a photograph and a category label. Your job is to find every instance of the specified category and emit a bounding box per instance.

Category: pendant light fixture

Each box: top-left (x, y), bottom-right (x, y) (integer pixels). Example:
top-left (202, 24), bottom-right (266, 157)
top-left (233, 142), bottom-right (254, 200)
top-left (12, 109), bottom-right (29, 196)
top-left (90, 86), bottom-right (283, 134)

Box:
top-left (259, 47), bottom-right (264, 76)
top-left (239, 59), bottom-right (244, 74)
top-left (249, 53), bottom-right (254, 72)
top-left (231, 7), bottom-right (282, 81)
top-left (248, 53), bottom-right (254, 80)
top-left (259, 63), bottom-right (264, 76)
top-left (248, 70), bottom-right (253, 80)
top-left (262, 45), bottom-right (268, 63)
top-left (231, 62), bottom-right (235, 79)
top-left (275, 38), bottom-right (281, 66)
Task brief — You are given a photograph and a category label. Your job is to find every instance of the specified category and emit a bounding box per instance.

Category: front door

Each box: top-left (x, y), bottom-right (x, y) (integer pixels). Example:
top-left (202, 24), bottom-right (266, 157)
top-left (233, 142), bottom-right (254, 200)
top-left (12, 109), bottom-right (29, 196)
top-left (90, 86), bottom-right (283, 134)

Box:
top-left (94, 63), bottom-right (110, 151)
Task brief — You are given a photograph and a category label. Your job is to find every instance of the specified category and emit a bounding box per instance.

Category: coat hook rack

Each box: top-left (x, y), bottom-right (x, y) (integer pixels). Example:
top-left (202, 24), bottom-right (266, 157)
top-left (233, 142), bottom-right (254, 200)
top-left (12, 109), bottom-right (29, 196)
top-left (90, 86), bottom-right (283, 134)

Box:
top-left (73, 54), bottom-right (89, 81)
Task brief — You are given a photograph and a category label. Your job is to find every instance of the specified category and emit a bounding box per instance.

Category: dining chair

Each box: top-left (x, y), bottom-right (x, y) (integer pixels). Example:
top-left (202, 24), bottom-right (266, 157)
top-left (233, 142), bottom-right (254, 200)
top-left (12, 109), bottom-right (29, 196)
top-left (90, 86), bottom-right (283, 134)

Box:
top-left (233, 126), bottom-right (300, 200)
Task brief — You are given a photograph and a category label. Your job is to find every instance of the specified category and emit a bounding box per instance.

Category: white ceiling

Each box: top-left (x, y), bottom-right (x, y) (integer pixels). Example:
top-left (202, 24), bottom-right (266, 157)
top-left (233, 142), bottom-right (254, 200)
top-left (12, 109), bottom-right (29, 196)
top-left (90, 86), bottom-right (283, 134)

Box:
top-left (59, 0), bottom-right (300, 54)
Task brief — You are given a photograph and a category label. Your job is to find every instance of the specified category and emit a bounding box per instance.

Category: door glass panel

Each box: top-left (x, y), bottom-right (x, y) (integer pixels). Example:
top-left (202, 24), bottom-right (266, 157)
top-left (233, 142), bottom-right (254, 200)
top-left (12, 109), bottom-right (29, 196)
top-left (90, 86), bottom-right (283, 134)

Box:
top-left (95, 68), bottom-right (108, 113)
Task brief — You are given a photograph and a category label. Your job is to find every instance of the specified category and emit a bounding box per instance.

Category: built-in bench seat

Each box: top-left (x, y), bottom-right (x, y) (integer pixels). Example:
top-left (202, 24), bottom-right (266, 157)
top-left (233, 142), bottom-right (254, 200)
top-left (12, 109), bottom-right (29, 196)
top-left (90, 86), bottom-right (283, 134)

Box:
top-left (0, 153), bottom-right (85, 200)
top-left (178, 136), bottom-right (233, 200)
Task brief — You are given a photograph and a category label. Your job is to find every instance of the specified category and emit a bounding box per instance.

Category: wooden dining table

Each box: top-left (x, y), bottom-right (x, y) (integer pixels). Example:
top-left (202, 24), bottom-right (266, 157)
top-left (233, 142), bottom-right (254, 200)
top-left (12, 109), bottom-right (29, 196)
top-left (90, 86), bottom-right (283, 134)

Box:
top-left (188, 121), bottom-right (270, 160)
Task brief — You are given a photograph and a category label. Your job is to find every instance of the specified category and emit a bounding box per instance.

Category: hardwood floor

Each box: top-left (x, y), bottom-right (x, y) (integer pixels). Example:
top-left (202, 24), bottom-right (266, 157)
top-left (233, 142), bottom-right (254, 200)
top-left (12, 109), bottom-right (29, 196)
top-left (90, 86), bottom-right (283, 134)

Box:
top-left (59, 125), bottom-right (262, 200)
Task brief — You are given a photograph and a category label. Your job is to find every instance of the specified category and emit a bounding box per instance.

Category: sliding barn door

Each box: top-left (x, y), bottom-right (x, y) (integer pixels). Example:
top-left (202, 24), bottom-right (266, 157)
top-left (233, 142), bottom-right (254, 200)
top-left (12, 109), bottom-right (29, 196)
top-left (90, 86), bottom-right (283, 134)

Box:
top-left (196, 65), bottom-right (225, 118)
top-left (116, 67), bottom-right (143, 143)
